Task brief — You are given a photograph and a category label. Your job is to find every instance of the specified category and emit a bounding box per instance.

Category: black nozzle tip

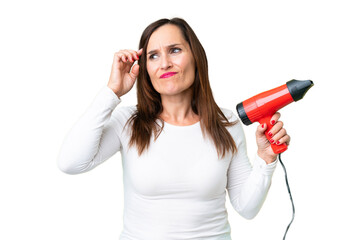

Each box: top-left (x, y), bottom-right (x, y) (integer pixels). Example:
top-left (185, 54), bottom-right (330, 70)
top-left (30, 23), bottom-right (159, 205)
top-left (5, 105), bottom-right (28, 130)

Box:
top-left (236, 102), bottom-right (252, 126)
top-left (286, 79), bottom-right (314, 102)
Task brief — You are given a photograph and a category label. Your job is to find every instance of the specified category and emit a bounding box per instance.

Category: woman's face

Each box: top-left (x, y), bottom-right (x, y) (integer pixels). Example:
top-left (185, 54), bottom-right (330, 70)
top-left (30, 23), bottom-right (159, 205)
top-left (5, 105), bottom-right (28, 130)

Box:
top-left (146, 24), bottom-right (196, 97)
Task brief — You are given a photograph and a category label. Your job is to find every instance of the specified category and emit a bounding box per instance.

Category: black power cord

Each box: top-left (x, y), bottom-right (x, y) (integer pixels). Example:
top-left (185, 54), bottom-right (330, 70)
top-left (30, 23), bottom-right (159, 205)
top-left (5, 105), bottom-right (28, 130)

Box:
top-left (278, 153), bottom-right (295, 240)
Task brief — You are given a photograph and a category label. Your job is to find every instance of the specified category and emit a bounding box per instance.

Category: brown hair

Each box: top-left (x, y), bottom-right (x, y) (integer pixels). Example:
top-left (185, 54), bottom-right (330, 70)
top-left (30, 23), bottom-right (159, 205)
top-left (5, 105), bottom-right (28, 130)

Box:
top-left (125, 17), bottom-right (239, 159)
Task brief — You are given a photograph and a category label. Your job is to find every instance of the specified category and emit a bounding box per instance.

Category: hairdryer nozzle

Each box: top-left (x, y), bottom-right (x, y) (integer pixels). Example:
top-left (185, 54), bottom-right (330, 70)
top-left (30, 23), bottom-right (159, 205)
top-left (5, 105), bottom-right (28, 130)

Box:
top-left (286, 79), bottom-right (314, 101)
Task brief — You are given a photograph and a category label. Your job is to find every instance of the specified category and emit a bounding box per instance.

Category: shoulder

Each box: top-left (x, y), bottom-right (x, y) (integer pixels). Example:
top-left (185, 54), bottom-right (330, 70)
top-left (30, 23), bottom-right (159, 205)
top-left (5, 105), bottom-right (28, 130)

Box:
top-left (219, 107), bottom-right (240, 123)
top-left (112, 105), bottom-right (137, 126)
top-left (219, 107), bottom-right (245, 143)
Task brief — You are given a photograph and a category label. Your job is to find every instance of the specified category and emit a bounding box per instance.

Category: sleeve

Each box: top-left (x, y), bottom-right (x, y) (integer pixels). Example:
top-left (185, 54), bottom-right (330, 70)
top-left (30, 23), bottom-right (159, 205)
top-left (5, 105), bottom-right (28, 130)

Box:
top-left (57, 85), bottom-right (123, 174)
top-left (226, 111), bottom-right (278, 219)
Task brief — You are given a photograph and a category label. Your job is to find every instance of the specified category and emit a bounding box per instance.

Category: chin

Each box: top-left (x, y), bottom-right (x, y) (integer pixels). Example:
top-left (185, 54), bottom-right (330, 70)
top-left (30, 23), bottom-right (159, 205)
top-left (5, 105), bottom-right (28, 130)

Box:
top-left (162, 87), bottom-right (193, 97)
top-left (154, 80), bottom-right (194, 97)
top-left (159, 90), bottom-right (182, 96)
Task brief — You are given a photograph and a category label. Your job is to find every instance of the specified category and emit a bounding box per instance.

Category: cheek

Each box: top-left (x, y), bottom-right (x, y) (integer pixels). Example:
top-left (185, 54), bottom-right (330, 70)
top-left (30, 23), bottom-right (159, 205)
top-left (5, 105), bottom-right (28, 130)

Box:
top-left (176, 57), bottom-right (194, 75)
top-left (182, 59), bottom-right (195, 79)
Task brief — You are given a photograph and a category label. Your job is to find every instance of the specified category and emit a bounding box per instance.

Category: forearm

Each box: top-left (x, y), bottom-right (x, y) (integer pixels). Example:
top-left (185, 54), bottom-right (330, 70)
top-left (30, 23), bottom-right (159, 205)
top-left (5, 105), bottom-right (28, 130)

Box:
top-left (228, 153), bottom-right (277, 219)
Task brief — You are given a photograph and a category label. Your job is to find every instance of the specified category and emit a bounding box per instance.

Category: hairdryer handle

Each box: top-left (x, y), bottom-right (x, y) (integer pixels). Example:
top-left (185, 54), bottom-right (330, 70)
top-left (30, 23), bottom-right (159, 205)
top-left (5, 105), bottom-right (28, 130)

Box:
top-left (259, 116), bottom-right (288, 154)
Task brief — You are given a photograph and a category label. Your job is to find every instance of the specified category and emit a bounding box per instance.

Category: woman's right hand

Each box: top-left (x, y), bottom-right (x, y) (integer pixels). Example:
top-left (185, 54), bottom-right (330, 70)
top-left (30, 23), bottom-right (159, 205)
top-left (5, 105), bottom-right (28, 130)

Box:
top-left (107, 48), bottom-right (143, 98)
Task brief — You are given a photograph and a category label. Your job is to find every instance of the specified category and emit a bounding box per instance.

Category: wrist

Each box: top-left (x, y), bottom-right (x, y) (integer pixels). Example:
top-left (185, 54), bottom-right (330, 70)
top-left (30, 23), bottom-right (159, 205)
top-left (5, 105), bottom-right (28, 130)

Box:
top-left (107, 85), bottom-right (122, 99)
top-left (257, 150), bottom-right (277, 164)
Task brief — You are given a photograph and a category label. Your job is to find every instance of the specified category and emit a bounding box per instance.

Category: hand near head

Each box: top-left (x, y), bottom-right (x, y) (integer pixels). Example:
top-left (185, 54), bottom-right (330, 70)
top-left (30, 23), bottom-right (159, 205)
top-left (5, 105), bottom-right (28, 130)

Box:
top-left (255, 112), bottom-right (291, 164)
top-left (107, 48), bottom-right (143, 98)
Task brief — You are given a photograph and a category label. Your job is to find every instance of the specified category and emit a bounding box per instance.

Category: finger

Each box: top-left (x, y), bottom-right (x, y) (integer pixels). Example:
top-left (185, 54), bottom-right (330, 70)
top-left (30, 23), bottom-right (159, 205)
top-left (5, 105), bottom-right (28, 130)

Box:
top-left (270, 112), bottom-right (281, 126)
top-left (124, 49), bottom-right (140, 61)
top-left (271, 128), bottom-right (287, 143)
top-left (256, 122), bottom-right (268, 137)
top-left (267, 121), bottom-right (284, 138)
top-left (116, 50), bottom-right (135, 62)
top-left (124, 49), bottom-right (142, 62)
top-left (120, 50), bottom-right (136, 62)
top-left (114, 51), bottom-right (127, 62)
top-left (115, 53), bottom-right (127, 63)
top-left (129, 63), bottom-right (140, 79)
top-left (286, 135), bottom-right (291, 146)
top-left (137, 48), bottom-right (143, 56)
top-left (274, 134), bottom-right (291, 146)
top-left (133, 49), bottom-right (143, 60)
top-left (113, 52), bottom-right (127, 66)
top-left (114, 49), bottom-right (142, 68)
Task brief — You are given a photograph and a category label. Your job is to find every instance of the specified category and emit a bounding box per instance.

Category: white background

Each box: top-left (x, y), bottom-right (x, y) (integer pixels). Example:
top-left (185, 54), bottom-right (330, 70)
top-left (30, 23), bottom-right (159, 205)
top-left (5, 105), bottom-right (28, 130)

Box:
top-left (1, 0), bottom-right (359, 239)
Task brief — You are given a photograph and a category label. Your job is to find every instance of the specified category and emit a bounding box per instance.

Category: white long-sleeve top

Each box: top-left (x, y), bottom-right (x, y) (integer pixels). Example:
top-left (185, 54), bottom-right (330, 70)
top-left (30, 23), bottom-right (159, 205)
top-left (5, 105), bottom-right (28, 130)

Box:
top-left (57, 85), bottom-right (278, 240)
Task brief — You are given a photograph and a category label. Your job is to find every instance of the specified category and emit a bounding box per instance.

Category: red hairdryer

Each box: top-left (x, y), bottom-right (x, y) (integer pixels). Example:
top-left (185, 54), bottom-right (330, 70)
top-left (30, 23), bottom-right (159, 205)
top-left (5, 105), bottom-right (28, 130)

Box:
top-left (236, 79), bottom-right (314, 154)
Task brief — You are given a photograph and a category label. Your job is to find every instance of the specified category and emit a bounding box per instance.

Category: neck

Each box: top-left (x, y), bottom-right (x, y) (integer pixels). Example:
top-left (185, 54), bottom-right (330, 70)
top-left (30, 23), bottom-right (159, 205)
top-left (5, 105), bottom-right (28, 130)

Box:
top-left (159, 88), bottom-right (199, 126)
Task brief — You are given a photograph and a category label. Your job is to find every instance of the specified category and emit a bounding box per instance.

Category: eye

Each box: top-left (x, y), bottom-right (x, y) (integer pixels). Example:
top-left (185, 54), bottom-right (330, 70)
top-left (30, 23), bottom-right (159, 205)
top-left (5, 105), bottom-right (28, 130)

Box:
top-left (171, 47), bottom-right (181, 54)
top-left (148, 48), bottom-right (181, 60)
top-left (149, 53), bottom-right (158, 60)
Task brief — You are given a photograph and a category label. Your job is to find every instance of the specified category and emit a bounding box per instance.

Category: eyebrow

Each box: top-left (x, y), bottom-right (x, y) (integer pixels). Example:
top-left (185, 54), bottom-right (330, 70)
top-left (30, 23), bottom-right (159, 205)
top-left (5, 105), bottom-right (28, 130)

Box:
top-left (147, 43), bottom-right (182, 56)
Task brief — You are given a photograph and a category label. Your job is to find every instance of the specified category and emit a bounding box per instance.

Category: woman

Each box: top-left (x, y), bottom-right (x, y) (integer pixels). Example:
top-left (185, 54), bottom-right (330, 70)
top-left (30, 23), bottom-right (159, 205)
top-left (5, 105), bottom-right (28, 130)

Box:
top-left (58, 18), bottom-right (290, 239)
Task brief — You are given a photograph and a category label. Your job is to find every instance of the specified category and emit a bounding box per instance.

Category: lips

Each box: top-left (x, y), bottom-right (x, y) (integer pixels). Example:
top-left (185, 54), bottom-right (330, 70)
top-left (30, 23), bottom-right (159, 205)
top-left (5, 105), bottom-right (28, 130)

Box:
top-left (160, 72), bottom-right (178, 79)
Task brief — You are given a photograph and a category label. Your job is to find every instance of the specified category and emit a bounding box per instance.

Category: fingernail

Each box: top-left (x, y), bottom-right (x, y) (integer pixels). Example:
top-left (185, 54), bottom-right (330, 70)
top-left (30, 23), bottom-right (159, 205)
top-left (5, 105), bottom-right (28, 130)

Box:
top-left (276, 141), bottom-right (281, 145)
top-left (268, 132), bottom-right (273, 137)
top-left (270, 139), bottom-right (275, 144)
top-left (271, 120), bottom-right (276, 125)
top-left (262, 124), bottom-right (265, 128)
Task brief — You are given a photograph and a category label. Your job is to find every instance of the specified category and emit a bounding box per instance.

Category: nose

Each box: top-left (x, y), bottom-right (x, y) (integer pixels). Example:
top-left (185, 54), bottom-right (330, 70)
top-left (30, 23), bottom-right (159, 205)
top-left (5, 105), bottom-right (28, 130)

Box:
top-left (160, 54), bottom-right (172, 70)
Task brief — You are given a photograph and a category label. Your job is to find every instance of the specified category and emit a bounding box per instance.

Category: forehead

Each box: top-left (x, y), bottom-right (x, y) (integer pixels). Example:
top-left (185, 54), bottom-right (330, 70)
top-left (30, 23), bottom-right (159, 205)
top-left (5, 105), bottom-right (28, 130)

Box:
top-left (147, 24), bottom-right (188, 50)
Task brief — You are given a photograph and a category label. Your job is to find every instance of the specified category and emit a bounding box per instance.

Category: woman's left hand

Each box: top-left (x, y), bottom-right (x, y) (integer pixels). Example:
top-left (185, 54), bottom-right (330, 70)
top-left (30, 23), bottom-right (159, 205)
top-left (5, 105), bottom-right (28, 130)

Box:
top-left (255, 112), bottom-right (291, 164)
